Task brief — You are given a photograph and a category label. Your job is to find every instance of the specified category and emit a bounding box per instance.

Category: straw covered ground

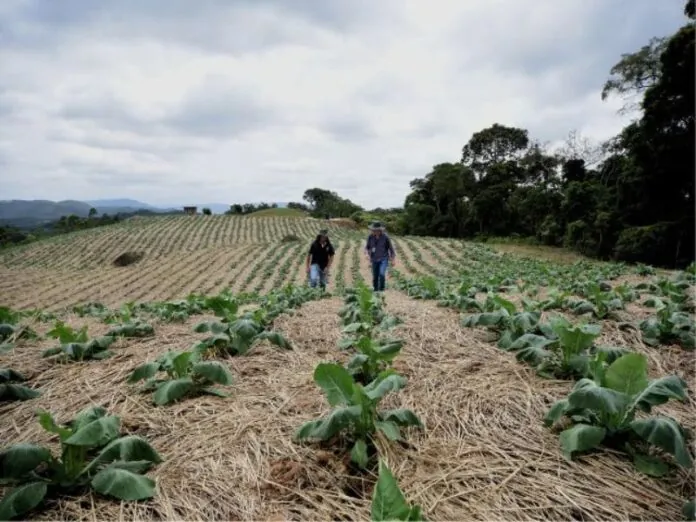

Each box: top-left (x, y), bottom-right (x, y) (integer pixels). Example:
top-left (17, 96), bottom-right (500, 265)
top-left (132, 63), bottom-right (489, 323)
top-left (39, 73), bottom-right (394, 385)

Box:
top-left (1, 290), bottom-right (693, 521)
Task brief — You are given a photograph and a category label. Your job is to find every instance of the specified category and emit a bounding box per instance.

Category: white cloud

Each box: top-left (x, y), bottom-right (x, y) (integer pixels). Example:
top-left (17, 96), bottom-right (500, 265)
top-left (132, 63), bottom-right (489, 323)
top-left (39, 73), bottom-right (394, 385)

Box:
top-left (0, 0), bottom-right (688, 208)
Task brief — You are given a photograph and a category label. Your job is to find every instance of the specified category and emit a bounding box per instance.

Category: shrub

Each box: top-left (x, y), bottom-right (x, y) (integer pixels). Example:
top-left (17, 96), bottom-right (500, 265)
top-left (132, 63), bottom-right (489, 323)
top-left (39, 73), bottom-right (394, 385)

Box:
top-left (614, 221), bottom-right (691, 268)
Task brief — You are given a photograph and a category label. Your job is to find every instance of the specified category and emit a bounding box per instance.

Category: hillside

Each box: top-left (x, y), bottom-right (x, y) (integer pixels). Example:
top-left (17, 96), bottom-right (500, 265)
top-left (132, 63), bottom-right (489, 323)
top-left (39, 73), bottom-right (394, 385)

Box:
top-left (0, 199), bottom-right (172, 228)
top-left (0, 214), bottom-right (459, 310)
top-left (0, 199), bottom-right (92, 223)
top-left (0, 213), bottom-right (693, 521)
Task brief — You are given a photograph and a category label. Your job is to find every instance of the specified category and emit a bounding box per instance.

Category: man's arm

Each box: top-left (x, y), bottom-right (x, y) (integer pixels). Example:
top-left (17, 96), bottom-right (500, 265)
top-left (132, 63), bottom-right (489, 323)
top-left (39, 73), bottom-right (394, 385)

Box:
top-left (388, 237), bottom-right (396, 260)
top-left (306, 244), bottom-right (313, 272)
top-left (364, 235), bottom-right (372, 257)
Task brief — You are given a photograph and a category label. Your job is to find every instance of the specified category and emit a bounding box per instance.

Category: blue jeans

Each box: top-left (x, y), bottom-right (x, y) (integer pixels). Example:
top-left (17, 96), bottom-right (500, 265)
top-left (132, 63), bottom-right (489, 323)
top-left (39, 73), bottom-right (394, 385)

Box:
top-left (371, 258), bottom-right (388, 291)
top-left (309, 264), bottom-right (328, 289)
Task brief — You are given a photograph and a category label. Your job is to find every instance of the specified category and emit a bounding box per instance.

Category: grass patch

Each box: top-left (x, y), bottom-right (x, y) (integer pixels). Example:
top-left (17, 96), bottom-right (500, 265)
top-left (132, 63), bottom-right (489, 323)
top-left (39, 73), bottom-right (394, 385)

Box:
top-left (247, 208), bottom-right (308, 218)
top-left (487, 243), bottom-right (588, 264)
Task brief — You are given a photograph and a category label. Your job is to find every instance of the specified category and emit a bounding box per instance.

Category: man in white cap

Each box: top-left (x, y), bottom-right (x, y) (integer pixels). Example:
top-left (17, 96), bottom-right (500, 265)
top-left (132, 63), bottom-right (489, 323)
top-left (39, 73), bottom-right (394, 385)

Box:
top-left (364, 221), bottom-right (395, 292)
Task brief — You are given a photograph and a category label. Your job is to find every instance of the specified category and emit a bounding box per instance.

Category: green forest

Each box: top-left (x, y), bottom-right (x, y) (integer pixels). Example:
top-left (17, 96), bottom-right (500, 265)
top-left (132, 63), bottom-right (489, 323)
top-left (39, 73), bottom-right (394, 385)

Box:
top-left (304, 1), bottom-right (695, 268)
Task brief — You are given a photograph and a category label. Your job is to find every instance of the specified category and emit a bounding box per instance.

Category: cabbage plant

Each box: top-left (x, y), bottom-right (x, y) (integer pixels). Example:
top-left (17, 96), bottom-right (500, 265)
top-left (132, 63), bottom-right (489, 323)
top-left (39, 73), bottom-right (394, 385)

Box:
top-left (544, 352), bottom-right (692, 476)
top-left (294, 363), bottom-right (422, 469)
top-left (0, 406), bottom-right (161, 520)
top-left (0, 368), bottom-right (40, 402)
top-left (128, 350), bottom-right (234, 405)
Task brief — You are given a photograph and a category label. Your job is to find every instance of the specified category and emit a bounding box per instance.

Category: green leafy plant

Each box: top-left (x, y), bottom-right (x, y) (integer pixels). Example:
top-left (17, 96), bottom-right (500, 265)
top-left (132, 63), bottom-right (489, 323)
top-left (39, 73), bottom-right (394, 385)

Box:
top-left (461, 295), bottom-right (544, 349)
top-left (568, 282), bottom-right (624, 319)
top-left (345, 337), bottom-right (404, 384)
top-left (0, 307), bottom-right (38, 351)
top-left (371, 460), bottom-right (425, 521)
top-left (128, 350), bottom-right (234, 405)
top-left (41, 335), bottom-right (116, 362)
top-left (544, 352), bottom-right (692, 476)
top-left (640, 299), bottom-right (695, 350)
top-left (0, 368), bottom-right (41, 402)
top-left (294, 363), bottom-right (422, 469)
top-left (46, 321), bottom-right (88, 343)
top-left (506, 316), bottom-right (628, 379)
top-left (339, 283), bottom-right (388, 330)
top-left (0, 406), bottom-right (161, 520)
top-left (105, 320), bottom-right (154, 338)
top-left (194, 314), bottom-right (290, 357)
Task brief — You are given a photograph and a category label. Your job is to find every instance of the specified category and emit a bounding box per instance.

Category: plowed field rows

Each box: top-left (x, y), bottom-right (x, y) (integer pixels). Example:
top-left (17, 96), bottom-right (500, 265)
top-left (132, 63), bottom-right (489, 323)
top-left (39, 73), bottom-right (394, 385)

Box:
top-left (0, 216), bottom-right (464, 310)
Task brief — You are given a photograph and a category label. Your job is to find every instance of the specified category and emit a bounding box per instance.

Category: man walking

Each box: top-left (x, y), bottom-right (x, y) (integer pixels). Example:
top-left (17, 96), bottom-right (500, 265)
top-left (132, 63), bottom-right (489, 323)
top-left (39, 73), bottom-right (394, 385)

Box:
top-left (306, 229), bottom-right (335, 290)
top-left (365, 221), bottom-right (396, 292)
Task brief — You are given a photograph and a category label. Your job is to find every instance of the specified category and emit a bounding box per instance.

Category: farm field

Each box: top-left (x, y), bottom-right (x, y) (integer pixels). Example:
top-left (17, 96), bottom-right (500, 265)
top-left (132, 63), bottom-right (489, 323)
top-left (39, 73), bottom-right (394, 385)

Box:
top-left (0, 215), bottom-right (465, 311)
top-left (1, 215), bottom-right (695, 521)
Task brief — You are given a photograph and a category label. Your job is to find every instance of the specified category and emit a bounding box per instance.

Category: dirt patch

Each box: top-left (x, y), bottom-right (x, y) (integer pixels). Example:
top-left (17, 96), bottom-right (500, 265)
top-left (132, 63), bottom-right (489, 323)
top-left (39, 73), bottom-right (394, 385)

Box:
top-left (113, 251), bottom-right (144, 267)
top-left (330, 218), bottom-right (360, 230)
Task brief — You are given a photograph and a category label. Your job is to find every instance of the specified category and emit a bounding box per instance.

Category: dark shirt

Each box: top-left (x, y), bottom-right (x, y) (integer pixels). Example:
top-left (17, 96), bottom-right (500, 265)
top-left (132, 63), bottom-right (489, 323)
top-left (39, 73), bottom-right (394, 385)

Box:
top-left (365, 233), bottom-right (395, 262)
top-left (308, 239), bottom-right (335, 268)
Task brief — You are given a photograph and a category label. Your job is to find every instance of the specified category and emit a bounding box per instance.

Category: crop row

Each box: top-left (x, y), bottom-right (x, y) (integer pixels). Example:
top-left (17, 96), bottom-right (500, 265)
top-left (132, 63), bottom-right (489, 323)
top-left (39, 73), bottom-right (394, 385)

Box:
top-left (0, 216), bottom-right (358, 271)
top-left (0, 237), bottom-right (469, 311)
top-left (391, 249), bottom-right (696, 519)
top-left (0, 284), bottom-right (330, 520)
top-left (294, 282), bottom-right (426, 519)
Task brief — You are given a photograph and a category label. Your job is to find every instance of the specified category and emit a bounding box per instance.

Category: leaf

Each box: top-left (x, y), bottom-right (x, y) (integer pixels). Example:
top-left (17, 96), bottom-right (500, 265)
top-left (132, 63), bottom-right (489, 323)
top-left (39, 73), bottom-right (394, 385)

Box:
top-left (381, 408), bottom-right (423, 428)
top-left (630, 416), bottom-right (693, 469)
top-left (91, 467), bottom-right (156, 501)
top-left (631, 375), bottom-right (688, 413)
top-left (127, 363), bottom-right (160, 384)
top-left (559, 424), bottom-right (606, 460)
top-left (191, 362), bottom-right (234, 385)
top-left (0, 369), bottom-right (25, 382)
top-left (376, 420), bottom-right (402, 441)
top-left (313, 363), bottom-right (355, 407)
top-left (171, 352), bottom-right (194, 378)
top-left (604, 353), bottom-right (649, 395)
top-left (375, 340), bottom-right (404, 358)
top-left (294, 406), bottom-right (362, 441)
top-left (0, 384), bottom-right (41, 401)
top-left (230, 318), bottom-right (262, 339)
top-left (633, 453), bottom-right (669, 477)
top-left (551, 316), bottom-right (600, 355)
top-left (255, 331), bottom-right (291, 350)
top-left (0, 444), bottom-right (52, 479)
top-left (86, 435), bottom-right (162, 472)
top-left (544, 399), bottom-right (570, 427)
top-left (71, 406), bottom-right (108, 432)
top-left (153, 378), bottom-right (195, 405)
top-left (683, 500), bottom-right (695, 522)
top-left (40, 346), bottom-right (63, 358)
top-left (350, 439), bottom-right (369, 468)
top-left (371, 460), bottom-right (411, 521)
top-left (567, 379), bottom-right (631, 418)
top-left (65, 415), bottom-right (121, 447)
top-left (0, 482), bottom-right (48, 521)
top-left (101, 459), bottom-right (154, 474)
top-left (37, 410), bottom-right (73, 440)
top-left (364, 373), bottom-right (407, 401)
top-left (199, 387), bottom-right (230, 398)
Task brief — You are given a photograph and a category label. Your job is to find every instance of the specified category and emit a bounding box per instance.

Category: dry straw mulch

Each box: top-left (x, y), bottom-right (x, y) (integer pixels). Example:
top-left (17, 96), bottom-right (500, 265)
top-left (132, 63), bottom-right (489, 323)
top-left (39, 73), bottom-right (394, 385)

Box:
top-left (0, 293), bottom-right (693, 521)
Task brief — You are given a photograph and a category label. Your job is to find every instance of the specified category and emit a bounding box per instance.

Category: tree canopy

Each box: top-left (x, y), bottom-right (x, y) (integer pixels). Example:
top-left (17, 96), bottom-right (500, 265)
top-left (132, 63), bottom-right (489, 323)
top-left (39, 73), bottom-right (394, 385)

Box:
top-left (395, 2), bottom-right (694, 268)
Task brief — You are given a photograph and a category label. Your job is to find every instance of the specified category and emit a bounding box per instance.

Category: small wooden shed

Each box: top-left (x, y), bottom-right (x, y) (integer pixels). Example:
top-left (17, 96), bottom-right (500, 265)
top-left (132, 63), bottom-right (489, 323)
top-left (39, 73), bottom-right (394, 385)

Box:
top-left (183, 206), bottom-right (197, 215)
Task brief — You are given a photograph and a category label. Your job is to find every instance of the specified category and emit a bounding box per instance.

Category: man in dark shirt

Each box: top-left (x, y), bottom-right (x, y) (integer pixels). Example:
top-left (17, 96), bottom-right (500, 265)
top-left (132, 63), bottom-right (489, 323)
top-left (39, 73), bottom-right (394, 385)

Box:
top-left (306, 229), bottom-right (335, 290)
top-left (364, 221), bottom-right (396, 292)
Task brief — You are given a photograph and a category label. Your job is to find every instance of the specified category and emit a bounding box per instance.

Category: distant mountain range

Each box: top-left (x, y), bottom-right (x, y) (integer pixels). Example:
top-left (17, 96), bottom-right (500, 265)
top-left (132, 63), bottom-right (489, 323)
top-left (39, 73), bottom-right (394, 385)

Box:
top-left (0, 199), bottom-right (290, 228)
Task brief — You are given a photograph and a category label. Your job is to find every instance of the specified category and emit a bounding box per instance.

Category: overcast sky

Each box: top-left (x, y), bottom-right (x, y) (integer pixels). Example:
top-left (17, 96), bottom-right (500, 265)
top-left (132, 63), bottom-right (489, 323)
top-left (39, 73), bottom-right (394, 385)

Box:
top-left (0, 0), bottom-right (687, 208)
